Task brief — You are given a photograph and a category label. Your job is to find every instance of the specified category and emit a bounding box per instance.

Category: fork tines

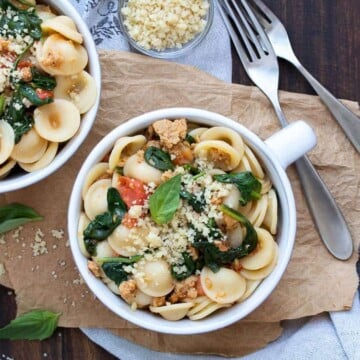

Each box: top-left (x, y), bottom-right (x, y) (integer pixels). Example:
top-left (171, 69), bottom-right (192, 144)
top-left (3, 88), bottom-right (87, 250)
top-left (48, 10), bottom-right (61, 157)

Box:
top-left (218, 0), bottom-right (273, 64)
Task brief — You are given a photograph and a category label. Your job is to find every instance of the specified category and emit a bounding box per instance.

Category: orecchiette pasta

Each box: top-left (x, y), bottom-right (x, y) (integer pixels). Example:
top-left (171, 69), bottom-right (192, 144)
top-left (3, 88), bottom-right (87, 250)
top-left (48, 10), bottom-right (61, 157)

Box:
top-left (34, 99), bottom-right (81, 142)
top-left (18, 142), bottom-right (59, 172)
top-left (200, 126), bottom-right (245, 157)
top-left (84, 179), bottom-right (112, 220)
top-left (0, 1), bottom-right (97, 179)
top-left (123, 154), bottom-right (163, 184)
top-left (135, 260), bottom-right (174, 297)
top-left (109, 135), bottom-right (147, 171)
top-left (37, 34), bottom-right (88, 76)
top-left (194, 140), bottom-right (241, 171)
top-left (82, 162), bottom-right (110, 200)
top-left (11, 128), bottom-right (48, 164)
top-left (80, 119), bottom-right (279, 321)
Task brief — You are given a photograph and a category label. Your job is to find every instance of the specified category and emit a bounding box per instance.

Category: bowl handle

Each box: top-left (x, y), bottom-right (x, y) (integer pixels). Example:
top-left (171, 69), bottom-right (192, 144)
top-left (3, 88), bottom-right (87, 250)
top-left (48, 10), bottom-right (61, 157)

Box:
top-left (264, 121), bottom-right (317, 169)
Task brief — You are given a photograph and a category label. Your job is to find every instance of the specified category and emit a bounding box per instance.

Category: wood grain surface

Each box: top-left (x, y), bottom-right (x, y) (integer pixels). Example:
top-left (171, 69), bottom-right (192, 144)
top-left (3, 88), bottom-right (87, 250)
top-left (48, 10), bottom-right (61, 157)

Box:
top-left (1, 1), bottom-right (359, 359)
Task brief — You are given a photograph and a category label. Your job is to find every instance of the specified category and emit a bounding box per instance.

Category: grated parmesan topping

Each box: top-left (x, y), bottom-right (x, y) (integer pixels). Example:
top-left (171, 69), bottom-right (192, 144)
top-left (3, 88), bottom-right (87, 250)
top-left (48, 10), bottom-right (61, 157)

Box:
top-left (123, 163), bottom-right (231, 279)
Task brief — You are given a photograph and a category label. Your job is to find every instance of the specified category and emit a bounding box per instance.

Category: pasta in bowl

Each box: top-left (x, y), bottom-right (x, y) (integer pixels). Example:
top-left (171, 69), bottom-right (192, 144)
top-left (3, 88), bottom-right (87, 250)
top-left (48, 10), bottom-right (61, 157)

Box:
top-left (0, 0), bottom-right (100, 192)
top-left (68, 108), bottom-right (316, 334)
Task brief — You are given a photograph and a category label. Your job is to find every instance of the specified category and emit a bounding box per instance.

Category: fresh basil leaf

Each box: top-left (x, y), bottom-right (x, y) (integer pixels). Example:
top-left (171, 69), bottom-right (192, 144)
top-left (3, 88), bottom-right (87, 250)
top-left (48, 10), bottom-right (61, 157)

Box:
top-left (180, 190), bottom-right (205, 213)
top-left (149, 174), bottom-right (181, 224)
top-left (144, 146), bottom-right (174, 171)
top-left (102, 262), bottom-right (129, 285)
top-left (214, 172), bottom-right (262, 206)
top-left (19, 84), bottom-right (53, 106)
top-left (0, 203), bottom-right (43, 234)
top-left (171, 252), bottom-right (196, 280)
top-left (0, 309), bottom-right (61, 340)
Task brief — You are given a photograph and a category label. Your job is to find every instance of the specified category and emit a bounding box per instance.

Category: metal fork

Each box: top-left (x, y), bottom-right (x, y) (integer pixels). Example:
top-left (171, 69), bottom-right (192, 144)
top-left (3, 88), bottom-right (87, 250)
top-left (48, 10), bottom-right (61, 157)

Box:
top-left (217, 0), bottom-right (353, 260)
top-left (249, 0), bottom-right (360, 153)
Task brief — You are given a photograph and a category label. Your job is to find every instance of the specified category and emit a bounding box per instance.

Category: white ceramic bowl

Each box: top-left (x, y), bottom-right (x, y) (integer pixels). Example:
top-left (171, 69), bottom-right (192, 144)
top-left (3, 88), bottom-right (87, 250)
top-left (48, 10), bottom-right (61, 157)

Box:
top-left (68, 108), bottom-right (316, 334)
top-left (0, 0), bottom-right (101, 193)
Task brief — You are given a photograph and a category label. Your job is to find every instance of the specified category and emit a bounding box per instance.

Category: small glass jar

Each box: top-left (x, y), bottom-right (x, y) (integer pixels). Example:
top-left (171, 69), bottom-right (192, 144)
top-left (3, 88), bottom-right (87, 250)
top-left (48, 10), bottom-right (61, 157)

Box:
top-left (118, 0), bottom-right (214, 59)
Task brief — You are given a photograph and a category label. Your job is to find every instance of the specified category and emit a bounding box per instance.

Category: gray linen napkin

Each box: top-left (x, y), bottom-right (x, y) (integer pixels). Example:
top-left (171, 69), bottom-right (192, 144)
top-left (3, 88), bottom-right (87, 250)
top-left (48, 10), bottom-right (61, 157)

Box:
top-left (69, 1), bottom-right (359, 359)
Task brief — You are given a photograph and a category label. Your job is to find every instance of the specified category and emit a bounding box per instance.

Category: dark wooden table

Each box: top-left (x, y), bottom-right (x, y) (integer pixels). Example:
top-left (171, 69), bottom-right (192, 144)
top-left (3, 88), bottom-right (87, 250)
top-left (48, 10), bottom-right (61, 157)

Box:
top-left (1, 1), bottom-right (359, 358)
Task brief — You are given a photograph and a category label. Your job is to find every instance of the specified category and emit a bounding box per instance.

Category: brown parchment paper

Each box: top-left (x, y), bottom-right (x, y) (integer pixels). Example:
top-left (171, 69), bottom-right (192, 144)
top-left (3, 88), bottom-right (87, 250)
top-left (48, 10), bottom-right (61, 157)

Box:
top-left (0, 51), bottom-right (359, 356)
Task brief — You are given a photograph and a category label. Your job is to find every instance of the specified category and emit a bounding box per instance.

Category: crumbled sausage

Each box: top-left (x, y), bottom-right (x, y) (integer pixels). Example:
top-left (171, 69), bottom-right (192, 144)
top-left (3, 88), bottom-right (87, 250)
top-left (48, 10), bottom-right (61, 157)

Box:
top-left (119, 279), bottom-right (137, 304)
top-left (41, 50), bottom-right (64, 69)
top-left (171, 142), bottom-right (193, 165)
top-left (87, 261), bottom-right (101, 278)
top-left (169, 275), bottom-right (198, 303)
top-left (151, 296), bottom-right (166, 307)
top-left (152, 118), bottom-right (187, 149)
top-left (232, 259), bottom-right (243, 272)
top-left (20, 67), bottom-right (32, 82)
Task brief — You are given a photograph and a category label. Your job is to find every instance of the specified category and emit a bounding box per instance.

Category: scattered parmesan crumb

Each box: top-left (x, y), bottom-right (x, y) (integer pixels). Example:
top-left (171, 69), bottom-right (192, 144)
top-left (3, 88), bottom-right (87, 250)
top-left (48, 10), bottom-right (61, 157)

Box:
top-left (12, 225), bottom-right (23, 243)
top-left (51, 229), bottom-right (64, 239)
top-left (30, 228), bottom-right (48, 256)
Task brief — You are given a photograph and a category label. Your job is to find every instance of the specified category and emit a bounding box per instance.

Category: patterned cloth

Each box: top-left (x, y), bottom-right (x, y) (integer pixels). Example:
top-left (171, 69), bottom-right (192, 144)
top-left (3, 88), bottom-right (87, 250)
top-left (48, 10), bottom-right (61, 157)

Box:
top-left (68, 1), bottom-right (360, 359)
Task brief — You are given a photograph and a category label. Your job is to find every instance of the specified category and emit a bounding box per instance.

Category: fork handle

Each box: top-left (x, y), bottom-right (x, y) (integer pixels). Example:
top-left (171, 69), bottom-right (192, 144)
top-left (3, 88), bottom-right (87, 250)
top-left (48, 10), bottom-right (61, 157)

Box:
top-left (294, 155), bottom-right (353, 260)
top-left (292, 61), bottom-right (360, 153)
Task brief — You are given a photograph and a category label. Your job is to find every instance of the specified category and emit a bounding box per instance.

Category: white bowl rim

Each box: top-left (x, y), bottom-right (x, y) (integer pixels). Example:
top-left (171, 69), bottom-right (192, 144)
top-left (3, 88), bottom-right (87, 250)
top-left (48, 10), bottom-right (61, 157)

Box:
top-left (0, 0), bottom-right (101, 193)
top-left (68, 107), bottom-right (296, 335)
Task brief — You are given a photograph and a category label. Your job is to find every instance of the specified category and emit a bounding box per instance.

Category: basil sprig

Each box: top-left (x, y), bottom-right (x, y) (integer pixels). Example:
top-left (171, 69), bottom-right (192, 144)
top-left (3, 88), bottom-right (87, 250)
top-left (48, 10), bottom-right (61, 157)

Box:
top-left (0, 203), bottom-right (43, 234)
top-left (214, 172), bottom-right (262, 206)
top-left (144, 146), bottom-right (174, 171)
top-left (83, 188), bottom-right (127, 256)
top-left (149, 174), bottom-right (181, 224)
top-left (0, 309), bottom-right (61, 340)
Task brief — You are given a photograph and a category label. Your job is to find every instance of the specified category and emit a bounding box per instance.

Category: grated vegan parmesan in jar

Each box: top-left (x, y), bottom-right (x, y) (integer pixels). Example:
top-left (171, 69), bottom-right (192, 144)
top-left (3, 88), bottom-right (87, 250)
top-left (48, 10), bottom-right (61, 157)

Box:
top-left (121, 0), bottom-right (210, 51)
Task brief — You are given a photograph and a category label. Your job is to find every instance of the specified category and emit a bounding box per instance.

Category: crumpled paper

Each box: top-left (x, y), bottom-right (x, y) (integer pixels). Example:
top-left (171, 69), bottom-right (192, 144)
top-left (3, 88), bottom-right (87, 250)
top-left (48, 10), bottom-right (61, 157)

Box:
top-left (0, 51), bottom-right (359, 356)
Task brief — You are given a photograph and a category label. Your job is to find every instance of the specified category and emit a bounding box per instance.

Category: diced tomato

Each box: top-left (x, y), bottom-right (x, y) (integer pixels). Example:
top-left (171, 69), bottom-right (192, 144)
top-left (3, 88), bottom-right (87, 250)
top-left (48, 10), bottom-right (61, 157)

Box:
top-left (17, 60), bottom-right (32, 69)
top-left (121, 213), bottom-right (138, 228)
top-left (36, 89), bottom-right (54, 100)
top-left (117, 176), bottom-right (148, 207)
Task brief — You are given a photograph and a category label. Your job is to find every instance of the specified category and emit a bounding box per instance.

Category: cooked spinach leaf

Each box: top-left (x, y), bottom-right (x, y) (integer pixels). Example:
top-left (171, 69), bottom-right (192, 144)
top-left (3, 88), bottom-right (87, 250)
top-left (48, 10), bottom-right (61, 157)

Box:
top-left (0, 95), bottom-right (5, 116)
top-left (102, 262), bottom-right (129, 285)
top-left (214, 172), bottom-right (262, 206)
top-left (101, 254), bottom-right (142, 286)
top-left (171, 252), bottom-right (196, 281)
top-left (144, 146), bottom-right (174, 171)
top-left (180, 190), bottom-right (206, 213)
top-left (19, 84), bottom-right (53, 106)
top-left (96, 255), bottom-right (143, 265)
top-left (149, 174), bottom-right (181, 224)
top-left (83, 188), bottom-right (127, 256)
top-left (0, 203), bottom-right (43, 234)
top-left (30, 67), bottom-right (57, 90)
top-left (0, 1), bottom-right (42, 40)
top-left (0, 309), bottom-right (60, 341)
top-left (185, 133), bottom-right (196, 144)
top-left (183, 163), bottom-right (200, 175)
top-left (192, 206), bottom-right (257, 273)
